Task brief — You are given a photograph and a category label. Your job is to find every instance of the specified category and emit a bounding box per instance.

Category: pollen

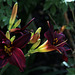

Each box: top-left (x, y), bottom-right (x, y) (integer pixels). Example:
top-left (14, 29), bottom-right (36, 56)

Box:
top-left (4, 46), bottom-right (12, 56)
top-left (53, 38), bottom-right (58, 45)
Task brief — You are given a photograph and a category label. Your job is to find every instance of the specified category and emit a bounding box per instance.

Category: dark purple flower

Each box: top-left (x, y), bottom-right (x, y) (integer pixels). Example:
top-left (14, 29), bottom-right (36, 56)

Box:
top-left (0, 30), bottom-right (31, 71)
top-left (38, 21), bottom-right (70, 62)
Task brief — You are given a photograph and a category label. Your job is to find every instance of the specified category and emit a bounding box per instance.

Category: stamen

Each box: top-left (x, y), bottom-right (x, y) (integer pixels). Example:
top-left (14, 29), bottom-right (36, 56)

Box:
top-left (55, 40), bottom-right (67, 47)
top-left (53, 42), bottom-right (56, 44)
top-left (53, 38), bottom-right (58, 45)
top-left (4, 46), bottom-right (12, 55)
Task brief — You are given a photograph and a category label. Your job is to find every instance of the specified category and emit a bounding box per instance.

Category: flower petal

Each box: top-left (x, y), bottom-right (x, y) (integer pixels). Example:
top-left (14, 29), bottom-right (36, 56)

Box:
top-left (8, 47), bottom-right (26, 72)
top-left (0, 30), bottom-right (11, 46)
top-left (62, 54), bottom-right (68, 62)
top-left (0, 50), bottom-right (6, 59)
top-left (44, 30), bottom-right (54, 44)
top-left (44, 23), bottom-right (54, 44)
top-left (0, 59), bottom-right (8, 68)
top-left (21, 18), bottom-right (35, 31)
top-left (13, 33), bottom-right (31, 49)
top-left (54, 31), bottom-right (65, 44)
top-left (58, 47), bottom-right (67, 56)
top-left (0, 30), bottom-right (6, 41)
top-left (38, 40), bottom-right (61, 53)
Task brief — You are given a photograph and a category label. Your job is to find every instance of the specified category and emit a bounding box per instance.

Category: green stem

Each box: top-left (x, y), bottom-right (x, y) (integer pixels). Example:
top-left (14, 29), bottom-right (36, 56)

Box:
top-left (24, 49), bottom-right (38, 57)
top-left (24, 52), bottom-right (31, 57)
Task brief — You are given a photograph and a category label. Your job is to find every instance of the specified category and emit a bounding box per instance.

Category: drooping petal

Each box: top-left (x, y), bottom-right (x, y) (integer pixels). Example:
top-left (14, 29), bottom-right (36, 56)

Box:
top-left (0, 30), bottom-right (6, 41)
top-left (0, 50), bottom-right (6, 59)
top-left (0, 30), bottom-right (11, 46)
top-left (0, 59), bottom-right (8, 68)
top-left (38, 40), bottom-right (61, 53)
top-left (21, 18), bottom-right (35, 31)
top-left (58, 47), bottom-right (68, 56)
top-left (13, 33), bottom-right (31, 49)
top-left (62, 54), bottom-right (68, 62)
top-left (44, 22), bottom-right (54, 44)
top-left (63, 45), bottom-right (71, 51)
top-left (44, 30), bottom-right (54, 44)
top-left (8, 47), bottom-right (26, 72)
top-left (0, 42), bottom-right (4, 49)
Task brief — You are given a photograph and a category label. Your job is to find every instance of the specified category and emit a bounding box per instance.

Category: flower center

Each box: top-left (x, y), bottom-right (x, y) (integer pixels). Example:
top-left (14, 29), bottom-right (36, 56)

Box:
top-left (4, 46), bottom-right (12, 56)
top-left (53, 38), bottom-right (58, 45)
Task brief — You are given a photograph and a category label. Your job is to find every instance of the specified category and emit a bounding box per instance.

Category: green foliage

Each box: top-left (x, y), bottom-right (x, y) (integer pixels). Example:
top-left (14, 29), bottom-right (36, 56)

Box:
top-left (67, 68), bottom-right (75, 75)
top-left (0, 0), bottom-right (17, 28)
top-left (43, 0), bottom-right (75, 28)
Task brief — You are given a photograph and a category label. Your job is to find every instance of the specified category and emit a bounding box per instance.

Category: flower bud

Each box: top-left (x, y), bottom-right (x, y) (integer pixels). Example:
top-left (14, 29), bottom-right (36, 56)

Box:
top-left (30, 27), bottom-right (41, 44)
top-left (9, 2), bottom-right (18, 30)
top-left (13, 19), bottom-right (21, 28)
top-left (31, 39), bottom-right (41, 50)
top-left (35, 27), bottom-right (41, 33)
top-left (10, 36), bottom-right (15, 43)
top-left (6, 31), bottom-right (10, 39)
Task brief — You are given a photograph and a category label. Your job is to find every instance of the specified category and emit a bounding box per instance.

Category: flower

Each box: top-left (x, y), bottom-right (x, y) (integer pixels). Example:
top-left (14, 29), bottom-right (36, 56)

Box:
top-left (0, 30), bottom-right (31, 72)
top-left (36, 21), bottom-right (70, 62)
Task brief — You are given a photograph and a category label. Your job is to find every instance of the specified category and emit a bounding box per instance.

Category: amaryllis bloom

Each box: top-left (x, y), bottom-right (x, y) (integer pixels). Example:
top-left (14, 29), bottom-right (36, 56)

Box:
top-left (37, 21), bottom-right (70, 62)
top-left (0, 30), bottom-right (31, 72)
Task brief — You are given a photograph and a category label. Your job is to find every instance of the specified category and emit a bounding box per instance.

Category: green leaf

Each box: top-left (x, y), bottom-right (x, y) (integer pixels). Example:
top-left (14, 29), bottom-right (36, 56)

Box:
top-left (59, 3), bottom-right (68, 13)
top-left (41, 70), bottom-right (67, 75)
top-left (0, 0), bottom-right (2, 2)
top-left (43, 1), bottom-right (52, 11)
top-left (13, 0), bottom-right (17, 2)
top-left (7, 0), bottom-right (12, 6)
top-left (50, 5), bottom-right (56, 15)
top-left (68, 2), bottom-right (74, 10)
top-left (67, 68), bottom-right (75, 75)
top-left (0, 63), bottom-right (10, 75)
top-left (0, 21), bottom-right (5, 28)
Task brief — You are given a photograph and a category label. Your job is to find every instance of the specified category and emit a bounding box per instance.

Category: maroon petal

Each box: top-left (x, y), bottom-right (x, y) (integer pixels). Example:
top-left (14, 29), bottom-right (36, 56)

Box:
top-left (0, 59), bottom-right (8, 68)
top-left (62, 54), bottom-right (68, 62)
top-left (21, 18), bottom-right (35, 31)
top-left (44, 29), bottom-right (54, 44)
top-left (0, 42), bottom-right (4, 49)
top-left (44, 22), bottom-right (54, 44)
top-left (58, 47), bottom-right (67, 56)
top-left (0, 51), bottom-right (6, 59)
top-left (8, 47), bottom-right (26, 72)
top-left (13, 33), bottom-right (31, 49)
top-left (0, 30), bottom-right (6, 41)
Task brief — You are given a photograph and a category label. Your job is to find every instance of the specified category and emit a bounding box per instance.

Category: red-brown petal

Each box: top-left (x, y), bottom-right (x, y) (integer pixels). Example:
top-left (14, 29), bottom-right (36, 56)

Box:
top-left (8, 47), bottom-right (26, 72)
top-left (13, 33), bottom-right (31, 49)
top-left (0, 59), bottom-right (8, 68)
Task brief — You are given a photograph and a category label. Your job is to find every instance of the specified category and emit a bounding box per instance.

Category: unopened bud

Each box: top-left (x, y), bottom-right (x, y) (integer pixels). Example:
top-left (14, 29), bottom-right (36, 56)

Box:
top-left (9, 2), bottom-right (18, 30)
top-left (31, 39), bottom-right (41, 50)
top-left (10, 36), bottom-right (15, 43)
top-left (6, 31), bottom-right (10, 39)
top-left (13, 19), bottom-right (21, 28)
top-left (35, 27), bottom-right (41, 33)
top-left (30, 27), bottom-right (41, 44)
